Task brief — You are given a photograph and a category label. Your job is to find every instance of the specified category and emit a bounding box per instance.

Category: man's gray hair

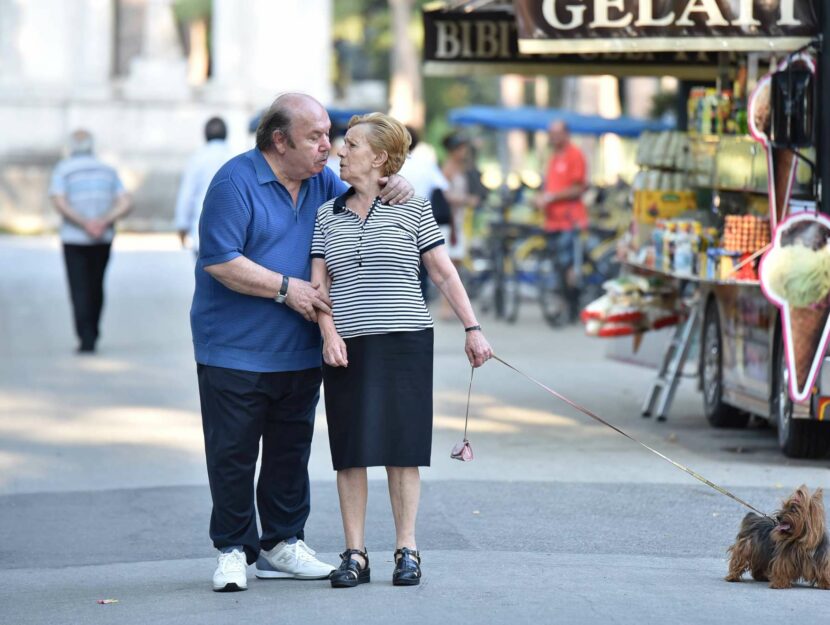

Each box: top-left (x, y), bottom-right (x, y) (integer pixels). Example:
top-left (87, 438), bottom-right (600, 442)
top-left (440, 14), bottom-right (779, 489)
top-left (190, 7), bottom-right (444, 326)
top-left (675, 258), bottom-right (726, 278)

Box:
top-left (69, 129), bottom-right (94, 155)
top-left (255, 95), bottom-right (296, 151)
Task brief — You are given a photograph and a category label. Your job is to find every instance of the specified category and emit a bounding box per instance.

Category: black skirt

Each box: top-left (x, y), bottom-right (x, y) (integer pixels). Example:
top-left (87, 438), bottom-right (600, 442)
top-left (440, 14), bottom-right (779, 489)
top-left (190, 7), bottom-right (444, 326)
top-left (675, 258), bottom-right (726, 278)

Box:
top-left (323, 329), bottom-right (433, 470)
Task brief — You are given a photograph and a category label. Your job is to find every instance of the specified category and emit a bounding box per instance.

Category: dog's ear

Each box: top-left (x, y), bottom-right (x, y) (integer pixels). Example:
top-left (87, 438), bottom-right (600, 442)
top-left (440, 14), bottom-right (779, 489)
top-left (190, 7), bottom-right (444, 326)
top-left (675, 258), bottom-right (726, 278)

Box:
top-left (795, 485), bottom-right (809, 501)
top-left (812, 488), bottom-right (824, 505)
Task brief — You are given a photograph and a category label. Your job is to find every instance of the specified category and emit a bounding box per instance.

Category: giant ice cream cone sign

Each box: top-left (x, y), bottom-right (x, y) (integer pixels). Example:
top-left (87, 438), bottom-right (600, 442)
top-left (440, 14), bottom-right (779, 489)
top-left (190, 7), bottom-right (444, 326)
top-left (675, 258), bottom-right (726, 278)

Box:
top-left (760, 213), bottom-right (830, 403)
top-left (751, 53), bottom-right (826, 403)
top-left (747, 57), bottom-right (812, 229)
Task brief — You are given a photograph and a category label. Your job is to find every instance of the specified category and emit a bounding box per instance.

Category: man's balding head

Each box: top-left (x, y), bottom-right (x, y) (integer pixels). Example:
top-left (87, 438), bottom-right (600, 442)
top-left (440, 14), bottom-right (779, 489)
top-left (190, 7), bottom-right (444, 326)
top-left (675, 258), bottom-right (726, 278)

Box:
top-left (255, 93), bottom-right (332, 180)
top-left (255, 93), bottom-right (327, 152)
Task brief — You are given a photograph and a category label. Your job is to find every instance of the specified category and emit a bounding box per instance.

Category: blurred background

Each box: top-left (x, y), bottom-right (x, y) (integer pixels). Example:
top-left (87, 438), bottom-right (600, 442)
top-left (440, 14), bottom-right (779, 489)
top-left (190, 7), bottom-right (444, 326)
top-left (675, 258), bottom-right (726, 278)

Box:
top-left (0, 0), bottom-right (675, 235)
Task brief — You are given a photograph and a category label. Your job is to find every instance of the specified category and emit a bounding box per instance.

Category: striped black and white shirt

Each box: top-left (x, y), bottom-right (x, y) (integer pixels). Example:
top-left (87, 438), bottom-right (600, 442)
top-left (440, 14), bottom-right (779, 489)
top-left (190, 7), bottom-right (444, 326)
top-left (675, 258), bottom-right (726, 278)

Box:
top-left (311, 188), bottom-right (445, 339)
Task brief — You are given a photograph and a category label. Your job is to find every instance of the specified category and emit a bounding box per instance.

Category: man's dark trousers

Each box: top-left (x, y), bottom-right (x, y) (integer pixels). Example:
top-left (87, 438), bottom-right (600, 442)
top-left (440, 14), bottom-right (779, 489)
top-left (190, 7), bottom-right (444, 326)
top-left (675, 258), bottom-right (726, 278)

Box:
top-left (197, 364), bottom-right (322, 565)
top-left (63, 243), bottom-right (111, 350)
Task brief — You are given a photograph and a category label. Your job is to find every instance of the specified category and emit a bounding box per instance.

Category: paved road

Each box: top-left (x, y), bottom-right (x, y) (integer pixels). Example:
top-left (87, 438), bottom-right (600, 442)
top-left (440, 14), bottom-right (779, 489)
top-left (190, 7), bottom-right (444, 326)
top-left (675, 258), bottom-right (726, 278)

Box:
top-left (1, 234), bottom-right (828, 624)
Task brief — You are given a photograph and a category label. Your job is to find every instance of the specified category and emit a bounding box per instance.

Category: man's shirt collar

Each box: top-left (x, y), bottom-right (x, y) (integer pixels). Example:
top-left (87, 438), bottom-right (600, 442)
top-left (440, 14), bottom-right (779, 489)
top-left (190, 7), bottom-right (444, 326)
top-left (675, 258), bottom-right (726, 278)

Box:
top-left (251, 148), bottom-right (278, 186)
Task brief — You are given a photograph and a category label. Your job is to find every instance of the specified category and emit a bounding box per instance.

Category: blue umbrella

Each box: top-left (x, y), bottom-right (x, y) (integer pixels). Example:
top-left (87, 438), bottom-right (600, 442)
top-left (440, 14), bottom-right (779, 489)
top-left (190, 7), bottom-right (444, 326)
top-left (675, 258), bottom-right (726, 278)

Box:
top-left (448, 106), bottom-right (673, 138)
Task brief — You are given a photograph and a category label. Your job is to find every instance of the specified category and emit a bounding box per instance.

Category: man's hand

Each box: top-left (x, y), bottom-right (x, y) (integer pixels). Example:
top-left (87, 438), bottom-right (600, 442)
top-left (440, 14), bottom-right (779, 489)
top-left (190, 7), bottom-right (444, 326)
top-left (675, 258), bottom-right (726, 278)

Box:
top-left (378, 173), bottom-right (414, 205)
top-left (284, 278), bottom-right (332, 323)
top-left (322, 331), bottom-right (348, 367)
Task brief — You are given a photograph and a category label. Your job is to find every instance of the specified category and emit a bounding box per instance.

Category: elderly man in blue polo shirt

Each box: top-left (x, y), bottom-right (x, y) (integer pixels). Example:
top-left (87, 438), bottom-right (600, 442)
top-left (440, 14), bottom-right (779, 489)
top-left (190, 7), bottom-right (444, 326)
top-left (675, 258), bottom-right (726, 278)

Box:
top-left (192, 93), bottom-right (413, 592)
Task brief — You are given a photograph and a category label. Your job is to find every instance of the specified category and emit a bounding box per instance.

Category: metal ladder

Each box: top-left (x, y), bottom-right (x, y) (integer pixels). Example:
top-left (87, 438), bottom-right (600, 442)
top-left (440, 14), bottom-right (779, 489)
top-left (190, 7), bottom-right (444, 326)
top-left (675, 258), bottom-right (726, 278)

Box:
top-left (641, 304), bottom-right (700, 422)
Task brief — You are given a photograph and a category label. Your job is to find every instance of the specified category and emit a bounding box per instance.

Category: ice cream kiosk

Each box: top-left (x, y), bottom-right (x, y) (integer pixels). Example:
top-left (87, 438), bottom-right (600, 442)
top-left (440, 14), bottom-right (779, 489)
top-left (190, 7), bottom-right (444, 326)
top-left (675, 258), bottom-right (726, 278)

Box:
top-left (512, 0), bottom-right (830, 458)
top-left (424, 1), bottom-right (830, 458)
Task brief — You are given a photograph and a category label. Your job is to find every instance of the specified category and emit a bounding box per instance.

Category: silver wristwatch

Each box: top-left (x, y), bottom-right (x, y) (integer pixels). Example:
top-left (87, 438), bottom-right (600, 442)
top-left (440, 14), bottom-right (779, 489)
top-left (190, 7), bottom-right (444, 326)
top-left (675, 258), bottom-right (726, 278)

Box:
top-left (274, 275), bottom-right (289, 304)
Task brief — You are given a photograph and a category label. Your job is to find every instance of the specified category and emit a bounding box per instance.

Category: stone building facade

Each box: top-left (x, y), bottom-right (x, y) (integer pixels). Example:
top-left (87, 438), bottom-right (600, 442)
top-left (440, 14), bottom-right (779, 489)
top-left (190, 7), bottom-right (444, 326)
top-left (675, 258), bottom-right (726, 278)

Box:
top-left (0, 0), bottom-right (333, 232)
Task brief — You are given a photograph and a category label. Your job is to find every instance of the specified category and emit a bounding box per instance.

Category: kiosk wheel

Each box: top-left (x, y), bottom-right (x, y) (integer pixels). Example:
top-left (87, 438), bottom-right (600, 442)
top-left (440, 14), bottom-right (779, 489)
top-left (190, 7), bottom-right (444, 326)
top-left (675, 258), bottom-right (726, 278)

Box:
top-left (701, 302), bottom-right (749, 428)
top-left (772, 330), bottom-right (830, 459)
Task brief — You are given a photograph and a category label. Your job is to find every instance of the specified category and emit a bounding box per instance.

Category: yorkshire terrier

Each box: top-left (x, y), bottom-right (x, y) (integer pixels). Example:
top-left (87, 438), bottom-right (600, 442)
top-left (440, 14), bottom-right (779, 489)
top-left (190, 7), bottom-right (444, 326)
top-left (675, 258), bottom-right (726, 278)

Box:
top-left (725, 485), bottom-right (829, 589)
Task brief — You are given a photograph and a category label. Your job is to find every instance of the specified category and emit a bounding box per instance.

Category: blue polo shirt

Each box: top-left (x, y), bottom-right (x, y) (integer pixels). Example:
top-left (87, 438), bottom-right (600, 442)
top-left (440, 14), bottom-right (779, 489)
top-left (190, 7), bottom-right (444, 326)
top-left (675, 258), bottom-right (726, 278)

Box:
top-left (190, 148), bottom-right (347, 372)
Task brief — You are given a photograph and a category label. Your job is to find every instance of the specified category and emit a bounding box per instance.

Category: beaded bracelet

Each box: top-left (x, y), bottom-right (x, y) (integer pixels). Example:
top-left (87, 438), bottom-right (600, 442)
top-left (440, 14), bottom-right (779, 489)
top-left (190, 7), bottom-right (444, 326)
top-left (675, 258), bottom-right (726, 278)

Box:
top-left (464, 325), bottom-right (482, 332)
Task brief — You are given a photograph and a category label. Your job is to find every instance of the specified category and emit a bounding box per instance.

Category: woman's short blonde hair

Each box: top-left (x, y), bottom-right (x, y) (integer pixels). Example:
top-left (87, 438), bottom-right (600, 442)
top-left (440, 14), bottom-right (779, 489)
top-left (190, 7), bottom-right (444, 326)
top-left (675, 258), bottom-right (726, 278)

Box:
top-left (347, 113), bottom-right (411, 177)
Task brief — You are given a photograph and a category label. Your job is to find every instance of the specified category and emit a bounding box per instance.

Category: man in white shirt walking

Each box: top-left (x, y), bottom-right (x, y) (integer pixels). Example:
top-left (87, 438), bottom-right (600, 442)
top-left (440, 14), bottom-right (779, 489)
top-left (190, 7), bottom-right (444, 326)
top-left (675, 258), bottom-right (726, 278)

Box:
top-left (174, 117), bottom-right (232, 256)
top-left (399, 126), bottom-right (449, 301)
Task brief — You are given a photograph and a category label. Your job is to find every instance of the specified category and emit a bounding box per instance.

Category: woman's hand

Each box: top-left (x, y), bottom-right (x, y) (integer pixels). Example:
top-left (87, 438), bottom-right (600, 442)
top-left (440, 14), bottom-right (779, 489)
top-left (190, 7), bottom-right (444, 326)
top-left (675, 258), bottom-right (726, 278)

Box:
top-left (465, 330), bottom-right (493, 368)
top-left (323, 331), bottom-right (348, 367)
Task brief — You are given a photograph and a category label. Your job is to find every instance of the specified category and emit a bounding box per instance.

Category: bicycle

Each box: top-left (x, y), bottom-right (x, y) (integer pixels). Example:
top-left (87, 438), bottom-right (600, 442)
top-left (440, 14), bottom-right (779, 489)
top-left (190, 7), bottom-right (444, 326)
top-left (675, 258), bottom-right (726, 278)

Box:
top-left (495, 224), bottom-right (623, 327)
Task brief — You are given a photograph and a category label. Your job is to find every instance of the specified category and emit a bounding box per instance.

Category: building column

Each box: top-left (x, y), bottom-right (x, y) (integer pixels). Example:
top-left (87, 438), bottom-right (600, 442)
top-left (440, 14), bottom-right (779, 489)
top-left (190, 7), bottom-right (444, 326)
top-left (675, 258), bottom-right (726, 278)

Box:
top-left (245, 0), bottom-right (332, 106)
top-left (0, 0), bottom-right (23, 86)
top-left (123, 0), bottom-right (189, 100)
top-left (73, 0), bottom-right (115, 98)
top-left (206, 0), bottom-right (247, 104)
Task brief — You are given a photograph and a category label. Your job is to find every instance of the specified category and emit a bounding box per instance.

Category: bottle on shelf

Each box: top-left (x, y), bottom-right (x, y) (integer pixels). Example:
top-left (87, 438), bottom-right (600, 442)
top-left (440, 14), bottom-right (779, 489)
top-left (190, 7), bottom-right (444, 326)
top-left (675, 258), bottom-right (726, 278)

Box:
top-left (663, 221), bottom-right (678, 272)
top-left (653, 219), bottom-right (666, 269)
top-left (719, 90), bottom-right (733, 136)
top-left (733, 60), bottom-right (749, 136)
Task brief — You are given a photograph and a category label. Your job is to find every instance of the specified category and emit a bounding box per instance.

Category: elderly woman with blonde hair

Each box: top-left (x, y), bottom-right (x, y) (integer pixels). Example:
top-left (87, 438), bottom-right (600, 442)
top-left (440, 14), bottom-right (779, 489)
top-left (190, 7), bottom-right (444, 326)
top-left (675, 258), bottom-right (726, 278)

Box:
top-left (311, 113), bottom-right (492, 588)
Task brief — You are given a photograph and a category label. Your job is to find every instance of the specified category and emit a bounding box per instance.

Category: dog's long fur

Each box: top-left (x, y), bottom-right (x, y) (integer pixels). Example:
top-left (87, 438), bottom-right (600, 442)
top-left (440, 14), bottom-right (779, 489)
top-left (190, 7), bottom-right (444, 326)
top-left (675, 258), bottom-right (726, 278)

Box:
top-left (726, 485), bottom-right (830, 589)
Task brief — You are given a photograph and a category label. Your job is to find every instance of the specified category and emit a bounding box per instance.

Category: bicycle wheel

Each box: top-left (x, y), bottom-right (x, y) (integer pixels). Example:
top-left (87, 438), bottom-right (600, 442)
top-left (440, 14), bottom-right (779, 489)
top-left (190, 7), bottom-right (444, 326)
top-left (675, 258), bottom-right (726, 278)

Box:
top-left (537, 252), bottom-right (567, 327)
top-left (495, 249), bottom-right (520, 322)
top-left (462, 247), bottom-right (494, 302)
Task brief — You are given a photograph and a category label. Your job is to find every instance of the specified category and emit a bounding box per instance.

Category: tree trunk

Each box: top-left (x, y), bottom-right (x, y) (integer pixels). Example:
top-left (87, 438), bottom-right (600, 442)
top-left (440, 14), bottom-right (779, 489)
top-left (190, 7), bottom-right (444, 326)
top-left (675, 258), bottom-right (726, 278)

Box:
top-left (187, 18), bottom-right (209, 85)
top-left (388, 0), bottom-right (423, 128)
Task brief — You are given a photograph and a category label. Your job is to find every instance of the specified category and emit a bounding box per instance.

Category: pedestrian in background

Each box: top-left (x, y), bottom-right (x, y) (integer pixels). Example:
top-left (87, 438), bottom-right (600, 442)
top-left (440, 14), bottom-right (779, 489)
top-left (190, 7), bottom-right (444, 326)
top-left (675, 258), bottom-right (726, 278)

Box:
top-left (534, 120), bottom-right (589, 322)
top-left (191, 93), bottom-right (413, 592)
top-left (311, 113), bottom-right (492, 589)
top-left (399, 125), bottom-right (448, 205)
top-left (174, 117), bottom-right (232, 256)
top-left (399, 125), bottom-right (449, 301)
top-left (49, 129), bottom-right (131, 353)
top-left (439, 132), bottom-right (479, 319)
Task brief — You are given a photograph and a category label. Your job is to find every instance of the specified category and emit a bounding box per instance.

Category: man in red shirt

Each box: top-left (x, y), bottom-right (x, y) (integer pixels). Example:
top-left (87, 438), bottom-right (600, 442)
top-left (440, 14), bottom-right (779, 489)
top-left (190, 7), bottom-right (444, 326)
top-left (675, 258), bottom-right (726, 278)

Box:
top-left (534, 120), bottom-right (589, 322)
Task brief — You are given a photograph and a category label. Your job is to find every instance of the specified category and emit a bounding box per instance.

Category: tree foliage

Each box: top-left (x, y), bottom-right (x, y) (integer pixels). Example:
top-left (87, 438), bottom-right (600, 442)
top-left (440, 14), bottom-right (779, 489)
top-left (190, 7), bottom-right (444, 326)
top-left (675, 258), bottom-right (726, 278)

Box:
top-left (173, 0), bottom-right (211, 22)
top-left (334, 1), bottom-right (501, 136)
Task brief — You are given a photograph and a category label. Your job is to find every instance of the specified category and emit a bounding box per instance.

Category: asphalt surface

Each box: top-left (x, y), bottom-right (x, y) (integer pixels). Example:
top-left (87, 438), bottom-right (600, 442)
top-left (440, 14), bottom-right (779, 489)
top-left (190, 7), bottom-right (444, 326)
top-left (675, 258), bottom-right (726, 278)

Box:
top-left (1, 234), bottom-right (828, 624)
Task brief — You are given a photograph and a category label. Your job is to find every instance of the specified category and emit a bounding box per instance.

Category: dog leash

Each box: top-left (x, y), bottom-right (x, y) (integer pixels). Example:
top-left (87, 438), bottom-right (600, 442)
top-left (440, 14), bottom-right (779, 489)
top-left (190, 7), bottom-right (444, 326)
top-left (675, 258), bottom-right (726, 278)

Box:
top-left (463, 366), bottom-right (474, 442)
top-left (486, 354), bottom-right (770, 518)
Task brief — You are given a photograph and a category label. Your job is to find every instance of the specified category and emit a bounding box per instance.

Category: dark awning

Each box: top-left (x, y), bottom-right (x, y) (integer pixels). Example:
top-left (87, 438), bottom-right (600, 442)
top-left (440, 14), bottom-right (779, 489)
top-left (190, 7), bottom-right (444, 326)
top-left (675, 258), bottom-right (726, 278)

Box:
top-left (423, 2), bottom-right (738, 79)
top-left (514, 0), bottom-right (818, 55)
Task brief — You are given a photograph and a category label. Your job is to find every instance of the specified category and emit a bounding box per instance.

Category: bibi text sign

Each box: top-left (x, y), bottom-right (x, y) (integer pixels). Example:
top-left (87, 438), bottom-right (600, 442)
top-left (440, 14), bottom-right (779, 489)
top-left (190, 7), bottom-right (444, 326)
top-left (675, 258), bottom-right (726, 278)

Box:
top-left (423, 5), bottom-right (731, 78)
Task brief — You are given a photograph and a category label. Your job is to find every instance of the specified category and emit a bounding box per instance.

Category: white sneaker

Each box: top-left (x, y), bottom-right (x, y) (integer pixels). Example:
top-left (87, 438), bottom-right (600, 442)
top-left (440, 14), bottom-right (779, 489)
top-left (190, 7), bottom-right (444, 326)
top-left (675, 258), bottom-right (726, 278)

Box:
top-left (213, 549), bottom-right (248, 592)
top-left (255, 539), bottom-right (336, 580)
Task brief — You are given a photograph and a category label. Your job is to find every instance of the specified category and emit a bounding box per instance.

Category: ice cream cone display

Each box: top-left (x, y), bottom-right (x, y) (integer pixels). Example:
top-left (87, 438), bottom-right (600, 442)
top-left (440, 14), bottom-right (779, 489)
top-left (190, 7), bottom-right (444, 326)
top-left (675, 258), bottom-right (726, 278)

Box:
top-left (759, 213), bottom-right (830, 403)
top-left (747, 57), bottom-right (813, 229)
top-left (788, 306), bottom-right (830, 391)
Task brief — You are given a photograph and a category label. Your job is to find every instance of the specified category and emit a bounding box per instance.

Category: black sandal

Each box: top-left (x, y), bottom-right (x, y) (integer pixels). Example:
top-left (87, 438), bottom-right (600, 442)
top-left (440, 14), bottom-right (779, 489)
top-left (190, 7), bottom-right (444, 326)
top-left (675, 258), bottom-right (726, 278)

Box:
top-left (392, 547), bottom-right (421, 586)
top-left (330, 548), bottom-right (370, 588)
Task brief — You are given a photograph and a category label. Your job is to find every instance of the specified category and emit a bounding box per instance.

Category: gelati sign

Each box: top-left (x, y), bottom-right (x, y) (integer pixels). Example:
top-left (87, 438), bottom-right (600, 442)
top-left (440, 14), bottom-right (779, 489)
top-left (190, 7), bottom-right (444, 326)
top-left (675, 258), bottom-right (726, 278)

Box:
top-left (423, 5), bottom-right (731, 78)
top-left (514, 0), bottom-right (819, 54)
